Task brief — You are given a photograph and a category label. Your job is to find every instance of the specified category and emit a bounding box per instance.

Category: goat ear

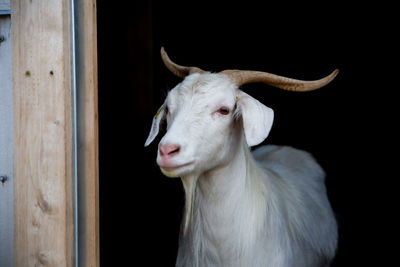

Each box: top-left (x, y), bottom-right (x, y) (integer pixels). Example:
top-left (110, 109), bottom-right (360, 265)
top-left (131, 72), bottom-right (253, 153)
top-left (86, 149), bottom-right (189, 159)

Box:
top-left (237, 91), bottom-right (274, 147)
top-left (144, 103), bottom-right (166, 147)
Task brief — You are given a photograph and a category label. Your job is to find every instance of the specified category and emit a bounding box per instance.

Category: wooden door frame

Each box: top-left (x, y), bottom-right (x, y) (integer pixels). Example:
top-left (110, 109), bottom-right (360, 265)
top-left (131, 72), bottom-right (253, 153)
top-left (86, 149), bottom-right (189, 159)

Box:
top-left (12, 0), bottom-right (99, 266)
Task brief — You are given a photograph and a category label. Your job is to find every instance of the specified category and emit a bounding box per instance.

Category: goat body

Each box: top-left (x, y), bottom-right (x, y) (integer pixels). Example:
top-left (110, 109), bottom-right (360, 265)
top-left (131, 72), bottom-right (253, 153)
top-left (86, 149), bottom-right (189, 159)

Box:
top-left (176, 137), bottom-right (337, 267)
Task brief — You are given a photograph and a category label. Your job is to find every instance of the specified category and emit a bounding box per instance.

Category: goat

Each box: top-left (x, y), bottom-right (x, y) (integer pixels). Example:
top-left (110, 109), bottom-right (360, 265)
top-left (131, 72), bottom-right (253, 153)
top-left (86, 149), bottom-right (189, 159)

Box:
top-left (145, 48), bottom-right (338, 267)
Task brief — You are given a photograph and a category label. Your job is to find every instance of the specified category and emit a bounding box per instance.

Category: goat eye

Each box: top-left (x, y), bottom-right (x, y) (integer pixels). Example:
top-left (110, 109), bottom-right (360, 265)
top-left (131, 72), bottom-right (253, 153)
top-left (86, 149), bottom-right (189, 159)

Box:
top-left (218, 107), bottom-right (230, 115)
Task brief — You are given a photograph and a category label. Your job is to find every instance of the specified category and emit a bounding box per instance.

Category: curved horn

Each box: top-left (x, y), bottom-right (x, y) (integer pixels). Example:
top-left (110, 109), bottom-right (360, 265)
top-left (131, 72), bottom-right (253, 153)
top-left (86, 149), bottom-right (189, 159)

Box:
top-left (161, 47), bottom-right (206, 78)
top-left (220, 69), bottom-right (339, 92)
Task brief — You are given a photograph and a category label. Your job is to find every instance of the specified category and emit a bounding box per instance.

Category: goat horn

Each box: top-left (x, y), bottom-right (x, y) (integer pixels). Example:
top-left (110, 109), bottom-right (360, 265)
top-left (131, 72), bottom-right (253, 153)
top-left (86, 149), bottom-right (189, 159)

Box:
top-left (161, 47), bottom-right (206, 78)
top-left (220, 69), bottom-right (339, 92)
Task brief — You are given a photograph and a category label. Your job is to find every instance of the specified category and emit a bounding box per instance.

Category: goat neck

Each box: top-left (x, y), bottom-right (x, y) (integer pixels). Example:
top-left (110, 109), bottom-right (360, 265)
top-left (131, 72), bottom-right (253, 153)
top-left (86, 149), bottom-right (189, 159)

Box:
top-left (179, 133), bottom-right (268, 265)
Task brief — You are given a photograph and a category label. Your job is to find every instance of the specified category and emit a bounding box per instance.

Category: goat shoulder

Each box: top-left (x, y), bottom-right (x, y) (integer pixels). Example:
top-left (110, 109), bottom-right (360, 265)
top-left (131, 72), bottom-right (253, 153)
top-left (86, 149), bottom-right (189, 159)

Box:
top-left (253, 145), bottom-right (338, 265)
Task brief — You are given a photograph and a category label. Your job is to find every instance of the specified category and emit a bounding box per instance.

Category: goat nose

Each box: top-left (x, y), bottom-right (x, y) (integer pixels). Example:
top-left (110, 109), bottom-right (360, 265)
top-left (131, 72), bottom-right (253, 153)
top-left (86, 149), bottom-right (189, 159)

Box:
top-left (159, 144), bottom-right (181, 158)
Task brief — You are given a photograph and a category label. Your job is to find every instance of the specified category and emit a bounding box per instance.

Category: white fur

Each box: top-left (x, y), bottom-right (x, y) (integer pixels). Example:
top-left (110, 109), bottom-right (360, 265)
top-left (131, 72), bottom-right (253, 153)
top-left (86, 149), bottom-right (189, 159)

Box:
top-left (145, 73), bottom-right (337, 267)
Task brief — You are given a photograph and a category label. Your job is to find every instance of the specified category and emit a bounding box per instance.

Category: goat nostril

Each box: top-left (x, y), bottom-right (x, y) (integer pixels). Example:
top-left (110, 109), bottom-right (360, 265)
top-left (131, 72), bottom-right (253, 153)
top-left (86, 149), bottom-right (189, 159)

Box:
top-left (160, 144), bottom-right (181, 157)
top-left (169, 147), bottom-right (180, 155)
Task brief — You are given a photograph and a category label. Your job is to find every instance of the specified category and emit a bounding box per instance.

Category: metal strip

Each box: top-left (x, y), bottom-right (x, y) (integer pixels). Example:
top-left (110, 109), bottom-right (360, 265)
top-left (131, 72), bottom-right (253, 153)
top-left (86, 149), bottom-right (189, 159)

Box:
top-left (0, 10), bottom-right (11, 15)
top-left (75, 2), bottom-right (88, 264)
top-left (70, 0), bottom-right (79, 266)
top-left (71, 1), bottom-right (91, 266)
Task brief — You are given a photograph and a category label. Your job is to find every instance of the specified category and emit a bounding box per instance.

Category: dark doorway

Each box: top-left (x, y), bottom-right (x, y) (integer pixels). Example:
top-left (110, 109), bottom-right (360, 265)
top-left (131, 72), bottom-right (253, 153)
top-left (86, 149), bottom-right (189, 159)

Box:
top-left (97, 1), bottom-right (385, 266)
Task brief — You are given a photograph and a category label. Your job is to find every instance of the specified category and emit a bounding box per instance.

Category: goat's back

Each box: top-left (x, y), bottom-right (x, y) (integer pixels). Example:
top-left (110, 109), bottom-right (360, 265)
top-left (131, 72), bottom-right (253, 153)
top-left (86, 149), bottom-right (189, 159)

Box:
top-left (252, 145), bottom-right (337, 266)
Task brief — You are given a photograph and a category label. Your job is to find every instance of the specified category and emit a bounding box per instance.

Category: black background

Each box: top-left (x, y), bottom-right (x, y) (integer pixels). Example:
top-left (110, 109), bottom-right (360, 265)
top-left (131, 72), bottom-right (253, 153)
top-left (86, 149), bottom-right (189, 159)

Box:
top-left (97, 1), bottom-right (394, 266)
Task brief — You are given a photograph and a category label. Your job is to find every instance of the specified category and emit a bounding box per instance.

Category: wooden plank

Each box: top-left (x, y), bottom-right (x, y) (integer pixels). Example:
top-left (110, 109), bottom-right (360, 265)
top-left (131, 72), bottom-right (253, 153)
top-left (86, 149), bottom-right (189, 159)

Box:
top-left (0, 15), bottom-right (13, 267)
top-left (12, 0), bottom-right (74, 266)
top-left (75, 0), bottom-right (100, 266)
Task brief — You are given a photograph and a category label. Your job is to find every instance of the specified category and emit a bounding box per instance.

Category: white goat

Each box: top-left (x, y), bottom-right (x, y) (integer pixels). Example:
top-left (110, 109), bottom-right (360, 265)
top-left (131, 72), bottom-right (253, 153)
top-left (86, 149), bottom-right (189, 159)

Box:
top-left (145, 48), bottom-right (338, 267)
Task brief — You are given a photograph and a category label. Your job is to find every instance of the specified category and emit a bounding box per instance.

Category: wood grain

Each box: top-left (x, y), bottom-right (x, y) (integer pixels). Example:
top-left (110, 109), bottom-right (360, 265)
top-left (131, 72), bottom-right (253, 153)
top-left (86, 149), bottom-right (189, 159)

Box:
top-left (76, 0), bottom-right (100, 266)
top-left (12, 0), bottom-right (74, 266)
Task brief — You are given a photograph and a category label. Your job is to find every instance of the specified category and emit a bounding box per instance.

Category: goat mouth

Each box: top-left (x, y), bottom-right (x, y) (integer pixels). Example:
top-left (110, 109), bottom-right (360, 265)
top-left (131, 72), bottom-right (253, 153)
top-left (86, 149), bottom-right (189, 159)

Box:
top-left (160, 162), bottom-right (194, 172)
